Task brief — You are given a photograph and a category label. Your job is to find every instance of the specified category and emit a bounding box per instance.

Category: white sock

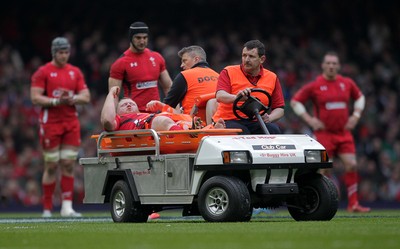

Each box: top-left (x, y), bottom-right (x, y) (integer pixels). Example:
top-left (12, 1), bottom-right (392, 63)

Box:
top-left (61, 200), bottom-right (73, 211)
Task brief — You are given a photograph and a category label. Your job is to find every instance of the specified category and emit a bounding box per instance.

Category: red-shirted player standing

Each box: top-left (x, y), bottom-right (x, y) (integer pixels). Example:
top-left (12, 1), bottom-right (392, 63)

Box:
top-left (291, 51), bottom-right (370, 213)
top-left (31, 37), bottom-right (91, 217)
top-left (108, 22), bottom-right (172, 220)
top-left (108, 21), bottom-right (172, 112)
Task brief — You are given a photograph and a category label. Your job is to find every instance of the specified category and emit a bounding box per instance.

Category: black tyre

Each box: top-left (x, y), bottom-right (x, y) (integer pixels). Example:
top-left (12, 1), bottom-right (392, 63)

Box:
top-left (110, 180), bottom-right (149, 223)
top-left (198, 176), bottom-right (251, 222)
top-left (287, 174), bottom-right (338, 221)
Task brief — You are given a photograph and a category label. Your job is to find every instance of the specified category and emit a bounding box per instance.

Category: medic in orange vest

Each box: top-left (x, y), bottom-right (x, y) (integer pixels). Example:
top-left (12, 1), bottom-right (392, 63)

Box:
top-left (163, 46), bottom-right (219, 123)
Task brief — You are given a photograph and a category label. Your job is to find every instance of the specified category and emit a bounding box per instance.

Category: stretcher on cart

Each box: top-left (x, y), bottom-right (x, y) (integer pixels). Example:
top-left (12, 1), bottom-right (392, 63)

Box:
top-left (92, 128), bottom-right (243, 156)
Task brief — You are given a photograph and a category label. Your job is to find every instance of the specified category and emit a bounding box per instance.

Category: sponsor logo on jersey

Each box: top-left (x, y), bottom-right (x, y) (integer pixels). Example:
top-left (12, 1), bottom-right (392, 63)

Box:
top-left (50, 72), bottom-right (57, 77)
top-left (325, 102), bottom-right (346, 110)
top-left (52, 88), bottom-right (74, 98)
top-left (320, 85), bottom-right (328, 91)
top-left (130, 62), bottom-right (138, 67)
top-left (136, 80), bottom-right (157, 89)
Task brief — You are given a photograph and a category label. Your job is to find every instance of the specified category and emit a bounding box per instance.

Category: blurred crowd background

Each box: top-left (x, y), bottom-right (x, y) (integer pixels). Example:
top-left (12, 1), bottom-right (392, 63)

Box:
top-left (1, 0), bottom-right (399, 209)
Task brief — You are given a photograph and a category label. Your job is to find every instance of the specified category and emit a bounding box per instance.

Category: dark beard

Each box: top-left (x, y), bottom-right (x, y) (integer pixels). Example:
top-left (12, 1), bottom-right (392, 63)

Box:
top-left (131, 42), bottom-right (145, 52)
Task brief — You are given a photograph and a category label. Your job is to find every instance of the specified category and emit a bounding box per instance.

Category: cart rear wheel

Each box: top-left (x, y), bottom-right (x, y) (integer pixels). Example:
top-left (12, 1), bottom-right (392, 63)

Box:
top-left (110, 180), bottom-right (149, 223)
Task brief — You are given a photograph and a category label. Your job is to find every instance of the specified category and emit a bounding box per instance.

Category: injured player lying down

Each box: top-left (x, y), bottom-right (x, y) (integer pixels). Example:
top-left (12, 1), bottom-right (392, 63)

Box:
top-left (101, 86), bottom-right (225, 132)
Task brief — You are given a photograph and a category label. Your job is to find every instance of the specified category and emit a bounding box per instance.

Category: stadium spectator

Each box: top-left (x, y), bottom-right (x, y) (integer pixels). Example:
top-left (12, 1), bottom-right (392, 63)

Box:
top-left (290, 51), bottom-right (371, 213)
top-left (108, 21), bottom-right (172, 112)
top-left (30, 37), bottom-right (91, 217)
top-left (213, 40), bottom-right (285, 134)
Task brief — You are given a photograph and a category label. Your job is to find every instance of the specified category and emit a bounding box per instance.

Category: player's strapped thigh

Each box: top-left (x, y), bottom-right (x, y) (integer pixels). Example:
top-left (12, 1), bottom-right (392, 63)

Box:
top-left (60, 148), bottom-right (79, 160)
top-left (43, 150), bottom-right (60, 162)
top-left (43, 148), bottom-right (78, 162)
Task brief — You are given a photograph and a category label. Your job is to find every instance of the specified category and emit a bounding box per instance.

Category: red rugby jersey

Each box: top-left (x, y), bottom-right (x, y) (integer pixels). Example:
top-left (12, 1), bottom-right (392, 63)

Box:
top-left (110, 48), bottom-right (166, 111)
top-left (31, 62), bottom-right (88, 124)
top-left (292, 75), bottom-right (362, 132)
top-left (115, 113), bottom-right (151, 130)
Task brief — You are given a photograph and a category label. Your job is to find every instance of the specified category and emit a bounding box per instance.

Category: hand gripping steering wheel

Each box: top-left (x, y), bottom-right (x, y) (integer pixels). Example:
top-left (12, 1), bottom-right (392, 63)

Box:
top-left (232, 88), bottom-right (272, 134)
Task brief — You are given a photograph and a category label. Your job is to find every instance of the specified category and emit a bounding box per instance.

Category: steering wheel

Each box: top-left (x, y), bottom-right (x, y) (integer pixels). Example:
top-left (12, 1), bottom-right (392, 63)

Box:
top-left (233, 88), bottom-right (272, 120)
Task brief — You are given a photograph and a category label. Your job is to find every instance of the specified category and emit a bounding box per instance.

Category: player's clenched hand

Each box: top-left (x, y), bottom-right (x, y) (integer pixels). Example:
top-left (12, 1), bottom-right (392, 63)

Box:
top-left (59, 91), bottom-right (74, 106)
top-left (110, 86), bottom-right (120, 98)
top-left (146, 100), bottom-right (165, 112)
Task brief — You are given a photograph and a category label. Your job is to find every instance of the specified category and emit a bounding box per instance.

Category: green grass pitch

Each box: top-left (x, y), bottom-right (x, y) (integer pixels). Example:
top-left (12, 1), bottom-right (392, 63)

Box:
top-left (0, 209), bottom-right (399, 249)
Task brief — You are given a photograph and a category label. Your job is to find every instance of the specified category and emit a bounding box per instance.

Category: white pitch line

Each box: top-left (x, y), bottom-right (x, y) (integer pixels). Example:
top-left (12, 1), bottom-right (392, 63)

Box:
top-left (0, 217), bottom-right (112, 224)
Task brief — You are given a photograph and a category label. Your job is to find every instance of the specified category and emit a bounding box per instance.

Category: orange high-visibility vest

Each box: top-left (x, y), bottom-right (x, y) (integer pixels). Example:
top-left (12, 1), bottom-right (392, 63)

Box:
top-left (180, 67), bottom-right (219, 116)
top-left (213, 65), bottom-right (277, 121)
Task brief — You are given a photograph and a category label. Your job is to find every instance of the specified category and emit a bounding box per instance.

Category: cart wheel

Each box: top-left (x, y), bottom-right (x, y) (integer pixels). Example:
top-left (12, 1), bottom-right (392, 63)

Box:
top-left (198, 176), bottom-right (251, 222)
top-left (110, 180), bottom-right (149, 223)
top-left (287, 174), bottom-right (338, 221)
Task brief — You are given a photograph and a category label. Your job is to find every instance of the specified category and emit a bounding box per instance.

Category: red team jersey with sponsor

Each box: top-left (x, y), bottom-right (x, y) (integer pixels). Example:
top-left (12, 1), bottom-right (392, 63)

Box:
top-left (291, 74), bottom-right (362, 133)
top-left (114, 112), bottom-right (193, 131)
top-left (110, 48), bottom-right (166, 112)
top-left (115, 113), bottom-right (151, 130)
top-left (31, 62), bottom-right (88, 124)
